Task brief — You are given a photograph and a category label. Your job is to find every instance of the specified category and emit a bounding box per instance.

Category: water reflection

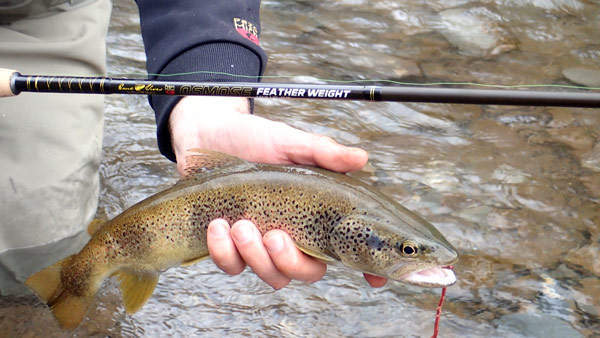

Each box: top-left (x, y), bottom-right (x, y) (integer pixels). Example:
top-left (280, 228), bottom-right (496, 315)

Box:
top-left (1, 0), bottom-right (599, 336)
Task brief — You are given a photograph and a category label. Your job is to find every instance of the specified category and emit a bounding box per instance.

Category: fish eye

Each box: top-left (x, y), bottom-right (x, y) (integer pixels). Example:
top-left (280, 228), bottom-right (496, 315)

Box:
top-left (398, 241), bottom-right (419, 256)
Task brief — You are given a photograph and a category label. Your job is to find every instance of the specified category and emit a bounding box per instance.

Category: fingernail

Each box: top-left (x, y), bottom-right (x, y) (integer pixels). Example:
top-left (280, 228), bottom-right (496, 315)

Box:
top-left (232, 221), bottom-right (254, 244)
top-left (209, 221), bottom-right (227, 238)
top-left (264, 232), bottom-right (284, 254)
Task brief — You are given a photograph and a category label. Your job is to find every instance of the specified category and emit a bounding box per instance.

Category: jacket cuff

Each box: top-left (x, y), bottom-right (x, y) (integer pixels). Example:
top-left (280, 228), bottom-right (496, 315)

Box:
top-left (151, 42), bottom-right (262, 162)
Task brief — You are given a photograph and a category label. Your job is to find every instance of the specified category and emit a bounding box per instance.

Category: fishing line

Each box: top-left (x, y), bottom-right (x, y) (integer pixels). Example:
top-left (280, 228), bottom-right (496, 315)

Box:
top-left (114, 70), bottom-right (600, 91)
top-left (432, 286), bottom-right (448, 338)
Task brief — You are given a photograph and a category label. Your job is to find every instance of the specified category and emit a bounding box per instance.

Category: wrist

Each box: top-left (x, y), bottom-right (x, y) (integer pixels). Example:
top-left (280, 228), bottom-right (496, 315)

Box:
top-left (169, 96), bottom-right (250, 171)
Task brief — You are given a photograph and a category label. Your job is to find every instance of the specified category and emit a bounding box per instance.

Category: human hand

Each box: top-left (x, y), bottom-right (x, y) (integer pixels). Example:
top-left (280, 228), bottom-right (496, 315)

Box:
top-left (169, 96), bottom-right (387, 288)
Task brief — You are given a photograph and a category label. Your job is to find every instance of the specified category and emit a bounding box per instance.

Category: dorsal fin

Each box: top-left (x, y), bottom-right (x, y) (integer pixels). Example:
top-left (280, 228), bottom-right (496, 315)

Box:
top-left (181, 149), bottom-right (248, 177)
top-left (87, 218), bottom-right (107, 235)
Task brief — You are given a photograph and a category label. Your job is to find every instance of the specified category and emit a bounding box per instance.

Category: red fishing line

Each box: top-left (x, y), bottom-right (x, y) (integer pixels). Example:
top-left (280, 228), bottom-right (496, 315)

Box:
top-left (431, 287), bottom-right (446, 338)
top-left (431, 265), bottom-right (453, 338)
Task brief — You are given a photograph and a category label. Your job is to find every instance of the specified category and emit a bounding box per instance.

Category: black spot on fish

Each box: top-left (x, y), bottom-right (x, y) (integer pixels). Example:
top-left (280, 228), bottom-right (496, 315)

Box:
top-left (366, 233), bottom-right (384, 250)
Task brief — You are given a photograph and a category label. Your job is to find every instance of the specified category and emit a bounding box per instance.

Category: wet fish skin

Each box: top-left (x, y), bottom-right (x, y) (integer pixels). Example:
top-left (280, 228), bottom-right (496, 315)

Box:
top-left (25, 152), bottom-right (458, 329)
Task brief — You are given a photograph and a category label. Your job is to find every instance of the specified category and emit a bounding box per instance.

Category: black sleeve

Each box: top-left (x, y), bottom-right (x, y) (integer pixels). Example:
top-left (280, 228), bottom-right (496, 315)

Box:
top-left (136, 0), bottom-right (267, 162)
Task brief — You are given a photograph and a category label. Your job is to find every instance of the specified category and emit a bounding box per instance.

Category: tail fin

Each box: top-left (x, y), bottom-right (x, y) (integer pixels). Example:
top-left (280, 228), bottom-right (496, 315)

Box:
top-left (47, 291), bottom-right (94, 330)
top-left (25, 257), bottom-right (67, 303)
top-left (25, 256), bottom-right (94, 330)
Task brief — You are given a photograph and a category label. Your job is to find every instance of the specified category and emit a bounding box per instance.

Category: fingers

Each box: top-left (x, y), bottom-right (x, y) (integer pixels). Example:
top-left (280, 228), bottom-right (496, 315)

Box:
top-left (208, 220), bottom-right (387, 290)
top-left (263, 230), bottom-right (327, 283)
top-left (207, 220), bottom-right (328, 289)
top-left (279, 131), bottom-right (368, 173)
top-left (230, 220), bottom-right (291, 289)
top-left (207, 219), bottom-right (245, 275)
top-left (364, 273), bottom-right (388, 288)
top-left (311, 136), bottom-right (368, 173)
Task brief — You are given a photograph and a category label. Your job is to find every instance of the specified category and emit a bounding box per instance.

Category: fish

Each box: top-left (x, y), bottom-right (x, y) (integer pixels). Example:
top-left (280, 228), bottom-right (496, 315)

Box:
top-left (25, 150), bottom-right (458, 329)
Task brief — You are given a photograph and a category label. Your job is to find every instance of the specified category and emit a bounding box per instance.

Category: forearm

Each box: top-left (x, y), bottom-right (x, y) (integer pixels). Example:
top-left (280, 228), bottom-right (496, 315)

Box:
top-left (135, 0), bottom-right (266, 161)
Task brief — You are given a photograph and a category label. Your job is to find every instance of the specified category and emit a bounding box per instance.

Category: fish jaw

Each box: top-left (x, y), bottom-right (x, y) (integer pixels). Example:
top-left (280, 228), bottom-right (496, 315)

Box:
top-left (387, 237), bottom-right (459, 288)
top-left (397, 266), bottom-right (456, 288)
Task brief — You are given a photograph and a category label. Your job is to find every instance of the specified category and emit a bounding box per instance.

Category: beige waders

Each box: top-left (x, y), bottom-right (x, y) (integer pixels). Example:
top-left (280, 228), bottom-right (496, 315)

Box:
top-left (0, 0), bottom-right (111, 295)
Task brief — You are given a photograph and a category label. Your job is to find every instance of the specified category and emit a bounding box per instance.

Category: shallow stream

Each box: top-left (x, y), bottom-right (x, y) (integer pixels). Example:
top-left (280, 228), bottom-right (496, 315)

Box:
top-left (2, 0), bottom-right (599, 336)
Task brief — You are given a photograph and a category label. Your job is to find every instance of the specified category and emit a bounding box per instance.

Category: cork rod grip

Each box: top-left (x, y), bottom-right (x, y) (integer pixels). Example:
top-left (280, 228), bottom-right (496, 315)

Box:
top-left (0, 68), bottom-right (18, 97)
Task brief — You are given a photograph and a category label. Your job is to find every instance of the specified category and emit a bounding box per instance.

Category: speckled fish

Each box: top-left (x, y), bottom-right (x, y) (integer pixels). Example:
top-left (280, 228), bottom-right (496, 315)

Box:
top-left (25, 150), bottom-right (458, 329)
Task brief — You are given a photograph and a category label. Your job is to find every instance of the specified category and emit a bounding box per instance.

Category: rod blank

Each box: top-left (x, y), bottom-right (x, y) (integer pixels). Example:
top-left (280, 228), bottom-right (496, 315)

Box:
top-left (3, 69), bottom-right (600, 108)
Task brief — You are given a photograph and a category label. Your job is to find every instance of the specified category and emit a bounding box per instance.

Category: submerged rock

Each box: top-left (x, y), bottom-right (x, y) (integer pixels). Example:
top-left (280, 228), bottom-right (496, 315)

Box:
top-left (527, 0), bottom-right (584, 14)
top-left (548, 125), bottom-right (596, 151)
top-left (581, 143), bottom-right (600, 172)
top-left (437, 7), bottom-right (516, 57)
top-left (562, 67), bottom-right (600, 88)
top-left (580, 174), bottom-right (600, 199)
top-left (492, 164), bottom-right (530, 184)
top-left (565, 244), bottom-right (600, 276)
top-left (497, 312), bottom-right (583, 337)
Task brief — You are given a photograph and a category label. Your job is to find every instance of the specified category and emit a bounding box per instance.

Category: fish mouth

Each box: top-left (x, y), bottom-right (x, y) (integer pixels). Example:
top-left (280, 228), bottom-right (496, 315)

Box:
top-left (397, 266), bottom-right (456, 288)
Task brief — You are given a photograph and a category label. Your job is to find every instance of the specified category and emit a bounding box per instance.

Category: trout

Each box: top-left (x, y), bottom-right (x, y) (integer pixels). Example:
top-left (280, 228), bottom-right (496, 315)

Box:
top-left (26, 150), bottom-right (458, 329)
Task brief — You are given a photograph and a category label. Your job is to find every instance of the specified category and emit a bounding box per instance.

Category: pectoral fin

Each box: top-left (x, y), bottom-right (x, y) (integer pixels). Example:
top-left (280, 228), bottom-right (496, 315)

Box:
top-left (295, 245), bottom-right (337, 263)
top-left (117, 271), bottom-right (159, 314)
top-left (180, 255), bottom-right (209, 267)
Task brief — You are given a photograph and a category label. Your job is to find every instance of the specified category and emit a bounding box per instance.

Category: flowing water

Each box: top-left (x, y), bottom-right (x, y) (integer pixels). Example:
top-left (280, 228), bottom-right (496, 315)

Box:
top-left (2, 0), bottom-right (600, 336)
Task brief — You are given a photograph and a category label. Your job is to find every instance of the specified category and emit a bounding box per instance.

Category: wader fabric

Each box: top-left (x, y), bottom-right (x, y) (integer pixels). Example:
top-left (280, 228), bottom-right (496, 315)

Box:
top-left (0, 0), bottom-right (111, 295)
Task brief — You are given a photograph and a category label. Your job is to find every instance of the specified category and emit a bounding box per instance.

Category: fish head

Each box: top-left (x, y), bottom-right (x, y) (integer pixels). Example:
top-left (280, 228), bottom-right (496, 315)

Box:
top-left (329, 213), bottom-right (458, 288)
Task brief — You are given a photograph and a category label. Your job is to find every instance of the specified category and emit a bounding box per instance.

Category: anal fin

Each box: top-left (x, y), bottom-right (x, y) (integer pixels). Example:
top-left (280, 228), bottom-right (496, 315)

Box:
top-left (116, 271), bottom-right (159, 314)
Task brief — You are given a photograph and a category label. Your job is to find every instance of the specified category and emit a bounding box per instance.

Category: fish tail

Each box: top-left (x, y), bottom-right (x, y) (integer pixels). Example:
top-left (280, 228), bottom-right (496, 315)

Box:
top-left (47, 290), bottom-right (94, 330)
top-left (25, 256), bottom-right (70, 304)
top-left (25, 255), bottom-right (94, 330)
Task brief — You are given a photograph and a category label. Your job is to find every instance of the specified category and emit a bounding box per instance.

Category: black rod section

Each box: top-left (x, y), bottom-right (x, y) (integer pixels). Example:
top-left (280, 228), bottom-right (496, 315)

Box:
top-left (11, 73), bottom-right (600, 108)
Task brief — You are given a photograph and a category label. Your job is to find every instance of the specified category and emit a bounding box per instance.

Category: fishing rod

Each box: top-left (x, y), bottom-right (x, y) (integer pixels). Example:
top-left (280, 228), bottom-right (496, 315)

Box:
top-left (2, 68), bottom-right (600, 107)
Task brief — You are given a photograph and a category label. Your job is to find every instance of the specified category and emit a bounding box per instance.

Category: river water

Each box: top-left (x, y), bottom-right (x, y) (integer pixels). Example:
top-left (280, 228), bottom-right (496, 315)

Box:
top-left (2, 0), bottom-right (600, 337)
